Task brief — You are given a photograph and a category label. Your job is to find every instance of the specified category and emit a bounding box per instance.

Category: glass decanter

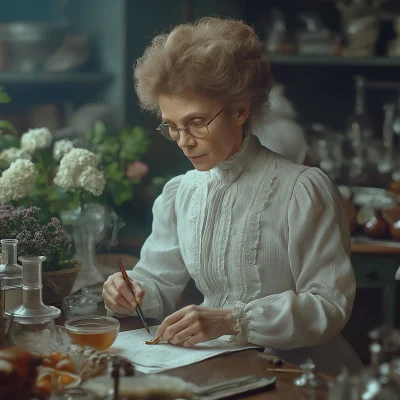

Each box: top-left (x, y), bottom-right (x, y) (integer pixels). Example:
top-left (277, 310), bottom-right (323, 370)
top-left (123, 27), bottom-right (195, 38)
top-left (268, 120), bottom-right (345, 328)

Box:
top-left (6, 256), bottom-right (61, 353)
top-left (0, 239), bottom-right (22, 319)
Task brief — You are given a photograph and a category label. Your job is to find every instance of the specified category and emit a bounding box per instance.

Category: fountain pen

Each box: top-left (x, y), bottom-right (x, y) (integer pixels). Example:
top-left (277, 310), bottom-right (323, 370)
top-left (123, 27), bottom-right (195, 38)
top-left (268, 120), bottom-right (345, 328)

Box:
top-left (116, 257), bottom-right (150, 334)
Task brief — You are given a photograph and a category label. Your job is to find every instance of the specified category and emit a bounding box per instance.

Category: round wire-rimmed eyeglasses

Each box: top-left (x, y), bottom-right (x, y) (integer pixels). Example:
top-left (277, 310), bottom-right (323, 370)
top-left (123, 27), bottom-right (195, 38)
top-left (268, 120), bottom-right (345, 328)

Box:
top-left (156, 109), bottom-right (224, 141)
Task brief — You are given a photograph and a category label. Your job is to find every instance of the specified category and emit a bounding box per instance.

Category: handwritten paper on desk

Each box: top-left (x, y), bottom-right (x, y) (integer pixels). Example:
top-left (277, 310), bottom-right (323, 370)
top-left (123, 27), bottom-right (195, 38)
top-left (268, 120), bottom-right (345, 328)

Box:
top-left (109, 325), bottom-right (260, 374)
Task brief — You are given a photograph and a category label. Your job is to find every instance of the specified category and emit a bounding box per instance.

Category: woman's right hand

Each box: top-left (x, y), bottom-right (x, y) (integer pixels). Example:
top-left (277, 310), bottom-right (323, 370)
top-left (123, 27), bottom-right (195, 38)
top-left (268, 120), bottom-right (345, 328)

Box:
top-left (102, 272), bottom-right (145, 315)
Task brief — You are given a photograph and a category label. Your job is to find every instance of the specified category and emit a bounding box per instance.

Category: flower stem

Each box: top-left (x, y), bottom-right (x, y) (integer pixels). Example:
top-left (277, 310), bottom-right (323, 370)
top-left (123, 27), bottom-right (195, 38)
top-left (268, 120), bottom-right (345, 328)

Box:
top-left (79, 190), bottom-right (86, 212)
top-left (36, 152), bottom-right (49, 186)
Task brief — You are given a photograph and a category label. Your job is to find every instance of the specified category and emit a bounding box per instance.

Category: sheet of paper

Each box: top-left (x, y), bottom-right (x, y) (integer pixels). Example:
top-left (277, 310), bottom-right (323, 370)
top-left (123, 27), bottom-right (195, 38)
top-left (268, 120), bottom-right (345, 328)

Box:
top-left (108, 325), bottom-right (260, 374)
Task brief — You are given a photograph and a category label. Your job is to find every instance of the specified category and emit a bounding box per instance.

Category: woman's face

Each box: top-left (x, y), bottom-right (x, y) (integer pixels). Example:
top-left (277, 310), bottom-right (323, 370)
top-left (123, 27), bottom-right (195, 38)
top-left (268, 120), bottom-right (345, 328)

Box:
top-left (158, 93), bottom-right (249, 171)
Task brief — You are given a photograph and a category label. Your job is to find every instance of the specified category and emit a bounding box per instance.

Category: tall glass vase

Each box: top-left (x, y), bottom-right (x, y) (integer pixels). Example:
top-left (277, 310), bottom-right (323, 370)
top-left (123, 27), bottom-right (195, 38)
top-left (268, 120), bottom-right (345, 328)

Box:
top-left (61, 203), bottom-right (124, 293)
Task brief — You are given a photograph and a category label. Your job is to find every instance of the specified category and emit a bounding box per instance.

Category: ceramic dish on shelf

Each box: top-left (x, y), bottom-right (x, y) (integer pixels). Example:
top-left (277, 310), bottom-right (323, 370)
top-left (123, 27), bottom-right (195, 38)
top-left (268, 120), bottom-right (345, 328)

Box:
top-left (382, 207), bottom-right (400, 241)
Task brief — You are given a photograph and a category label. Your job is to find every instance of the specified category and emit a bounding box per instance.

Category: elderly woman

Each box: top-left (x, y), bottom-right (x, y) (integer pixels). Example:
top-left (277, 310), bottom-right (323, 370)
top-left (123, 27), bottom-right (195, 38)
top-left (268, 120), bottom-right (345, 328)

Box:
top-left (103, 17), bottom-right (362, 375)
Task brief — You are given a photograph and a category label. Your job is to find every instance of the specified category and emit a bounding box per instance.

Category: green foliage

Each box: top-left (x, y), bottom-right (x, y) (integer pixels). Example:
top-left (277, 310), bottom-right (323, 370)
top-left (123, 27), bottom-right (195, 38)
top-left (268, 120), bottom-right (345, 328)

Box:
top-left (0, 87), bottom-right (11, 103)
top-left (0, 121), bottom-right (17, 135)
top-left (0, 87), bottom-right (17, 134)
top-left (0, 134), bottom-right (19, 151)
top-left (152, 175), bottom-right (175, 186)
top-left (119, 126), bottom-right (151, 162)
top-left (86, 122), bottom-right (151, 206)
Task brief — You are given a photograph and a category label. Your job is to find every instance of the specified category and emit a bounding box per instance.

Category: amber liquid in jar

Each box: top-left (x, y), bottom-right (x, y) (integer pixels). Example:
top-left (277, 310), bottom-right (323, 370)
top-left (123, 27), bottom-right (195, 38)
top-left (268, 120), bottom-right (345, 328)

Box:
top-left (67, 329), bottom-right (118, 351)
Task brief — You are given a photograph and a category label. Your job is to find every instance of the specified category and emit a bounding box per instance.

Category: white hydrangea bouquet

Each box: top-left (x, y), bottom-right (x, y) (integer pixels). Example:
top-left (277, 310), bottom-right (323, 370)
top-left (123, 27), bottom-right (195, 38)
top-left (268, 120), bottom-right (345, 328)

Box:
top-left (0, 89), bottom-right (153, 291)
top-left (0, 127), bottom-right (106, 215)
top-left (0, 127), bottom-right (126, 291)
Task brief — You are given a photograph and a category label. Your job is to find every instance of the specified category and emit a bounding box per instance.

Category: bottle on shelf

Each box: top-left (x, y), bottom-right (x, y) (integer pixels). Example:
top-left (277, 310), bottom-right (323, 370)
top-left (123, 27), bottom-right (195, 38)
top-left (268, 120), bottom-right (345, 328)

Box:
top-left (392, 92), bottom-right (400, 143)
top-left (347, 75), bottom-right (373, 142)
top-left (378, 104), bottom-right (395, 174)
top-left (345, 75), bottom-right (374, 186)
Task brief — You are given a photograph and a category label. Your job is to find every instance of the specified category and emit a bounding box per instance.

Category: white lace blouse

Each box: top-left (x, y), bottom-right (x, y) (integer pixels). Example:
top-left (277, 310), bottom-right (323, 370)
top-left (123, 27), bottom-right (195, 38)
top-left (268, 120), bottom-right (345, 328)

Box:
top-left (126, 132), bottom-right (362, 375)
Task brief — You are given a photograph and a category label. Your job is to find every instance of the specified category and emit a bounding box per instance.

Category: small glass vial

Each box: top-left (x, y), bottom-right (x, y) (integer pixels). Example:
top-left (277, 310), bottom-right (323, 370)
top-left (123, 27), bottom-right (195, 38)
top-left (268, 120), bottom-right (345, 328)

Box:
top-left (6, 256), bottom-right (61, 353)
top-left (0, 239), bottom-right (22, 318)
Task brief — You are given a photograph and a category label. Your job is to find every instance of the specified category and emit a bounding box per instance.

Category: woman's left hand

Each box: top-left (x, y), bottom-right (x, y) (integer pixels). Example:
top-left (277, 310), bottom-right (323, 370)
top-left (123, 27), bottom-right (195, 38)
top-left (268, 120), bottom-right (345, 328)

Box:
top-left (155, 305), bottom-right (237, 347)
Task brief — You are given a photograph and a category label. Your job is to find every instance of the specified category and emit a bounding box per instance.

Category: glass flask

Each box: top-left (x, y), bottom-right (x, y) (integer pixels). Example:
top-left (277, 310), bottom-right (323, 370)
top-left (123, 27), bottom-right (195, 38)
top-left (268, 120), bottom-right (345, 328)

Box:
top-left (0, 239), bottom-right (22, 323)
top-left (6, 256), bottom-right (61, 353)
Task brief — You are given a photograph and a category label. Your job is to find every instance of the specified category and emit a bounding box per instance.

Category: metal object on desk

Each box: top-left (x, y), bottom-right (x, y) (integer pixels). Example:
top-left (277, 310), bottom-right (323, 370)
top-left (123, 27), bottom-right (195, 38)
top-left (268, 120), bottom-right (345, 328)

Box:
top-left (191, 375), bottom-right (277, 399)
top-left (116, 258), bottom-right (150, 334)
top-left (292, 358), bottom-right (325, 388)
top-left (258, 353), bottom-right (285, 366)
top-left (329, 327), bottom-right (400, 399)
top-left (111, 355), bottom-right (135, 400)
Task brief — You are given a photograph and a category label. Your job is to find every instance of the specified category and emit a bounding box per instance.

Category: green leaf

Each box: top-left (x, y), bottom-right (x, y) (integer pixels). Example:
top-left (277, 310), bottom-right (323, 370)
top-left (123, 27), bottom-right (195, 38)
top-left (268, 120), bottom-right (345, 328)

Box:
top-left (0, 120), bottom-right (17, 134)
top-left (86, 121), bottom-right (108, 144)
top-left (152, 175), bottom-right (174, 186)
top-left (119, 126), bottom-right (150, 162)
top-left (0, 87), bottom-right (11, 104)
top-left (106, 179), bottom-right (134, 206)
top-left (0, 134), bottom-right (19, 150)
top-left (106, 161), bottom-right (124, 181)
top-left (0, 158), bottom-right (10, 169)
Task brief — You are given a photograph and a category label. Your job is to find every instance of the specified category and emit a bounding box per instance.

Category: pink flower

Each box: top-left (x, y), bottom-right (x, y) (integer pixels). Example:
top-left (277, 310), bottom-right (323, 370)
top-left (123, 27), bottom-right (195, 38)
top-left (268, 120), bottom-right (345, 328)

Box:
top-left (126, 161), bottom-right (149, 180)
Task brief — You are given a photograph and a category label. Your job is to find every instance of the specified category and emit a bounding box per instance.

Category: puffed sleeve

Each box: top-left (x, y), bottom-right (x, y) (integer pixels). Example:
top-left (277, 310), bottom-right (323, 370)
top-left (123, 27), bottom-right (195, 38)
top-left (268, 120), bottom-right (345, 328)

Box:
top-left (232, 168), bottom-right (356, 349)
top-left (126, 175), bottom-right (191, 321)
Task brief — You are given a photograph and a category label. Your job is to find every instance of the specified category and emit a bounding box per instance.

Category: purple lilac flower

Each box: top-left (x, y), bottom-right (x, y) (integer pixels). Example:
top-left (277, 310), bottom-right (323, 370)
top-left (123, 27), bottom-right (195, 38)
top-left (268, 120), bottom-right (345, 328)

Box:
top-left (0, 205), bottom-right (73, 271)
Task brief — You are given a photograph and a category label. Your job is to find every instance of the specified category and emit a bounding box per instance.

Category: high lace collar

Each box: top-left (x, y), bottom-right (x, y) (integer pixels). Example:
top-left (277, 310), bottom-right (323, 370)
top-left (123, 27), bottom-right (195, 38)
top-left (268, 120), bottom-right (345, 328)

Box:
top-left (205, 132), bottom-right (260, 183)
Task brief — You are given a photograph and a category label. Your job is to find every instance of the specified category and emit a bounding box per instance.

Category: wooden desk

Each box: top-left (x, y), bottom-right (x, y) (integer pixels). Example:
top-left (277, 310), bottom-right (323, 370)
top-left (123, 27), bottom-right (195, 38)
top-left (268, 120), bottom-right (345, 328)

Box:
top-left (116, 315), bottom-right (330, 400)
top-left (58, 304), bottom-right (330, 399)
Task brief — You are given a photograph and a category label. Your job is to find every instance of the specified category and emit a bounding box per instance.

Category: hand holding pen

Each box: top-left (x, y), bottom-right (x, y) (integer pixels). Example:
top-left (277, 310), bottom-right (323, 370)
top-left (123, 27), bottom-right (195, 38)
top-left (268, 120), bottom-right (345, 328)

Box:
top-left (116, 258), bottom-right (150, 333)
top-left (102, 261), bottom-right (149, 331)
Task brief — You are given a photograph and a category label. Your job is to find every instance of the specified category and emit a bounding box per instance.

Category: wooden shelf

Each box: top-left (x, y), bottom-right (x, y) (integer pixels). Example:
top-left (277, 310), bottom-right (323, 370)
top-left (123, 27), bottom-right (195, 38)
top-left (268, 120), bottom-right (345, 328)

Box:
top-left (0, 71), bottom-right (114, 85)
top-left (268, 55), bottom-right (400, 67)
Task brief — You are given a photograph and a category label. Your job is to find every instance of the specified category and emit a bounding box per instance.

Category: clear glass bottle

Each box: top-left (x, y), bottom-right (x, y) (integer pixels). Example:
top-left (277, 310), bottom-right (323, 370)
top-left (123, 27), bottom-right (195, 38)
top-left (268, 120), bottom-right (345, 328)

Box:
top-left (0, 239), bottom-right (22, 319)
top-left (347, 75), bottom-right (373, 142)
top-left (346, 75), bottom-right (374, 186)
top-left (391, 93), bottom-right (400, 139)
top-left (6, 256), bottom-right (61, 353)
top-left (377, 104), bottom-right (395, 175)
